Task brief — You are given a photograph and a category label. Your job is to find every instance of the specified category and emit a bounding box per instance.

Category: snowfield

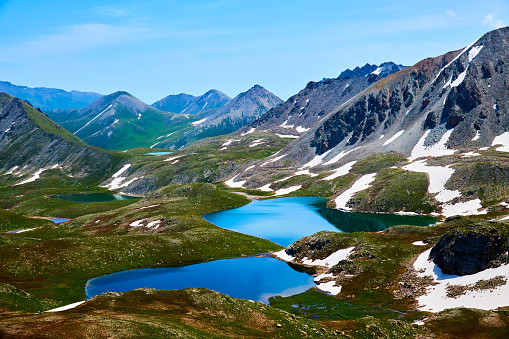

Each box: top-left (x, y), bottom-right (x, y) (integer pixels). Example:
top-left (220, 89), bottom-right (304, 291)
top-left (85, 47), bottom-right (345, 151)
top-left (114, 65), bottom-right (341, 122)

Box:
top-left (414, 248), bottom-right (509, 312)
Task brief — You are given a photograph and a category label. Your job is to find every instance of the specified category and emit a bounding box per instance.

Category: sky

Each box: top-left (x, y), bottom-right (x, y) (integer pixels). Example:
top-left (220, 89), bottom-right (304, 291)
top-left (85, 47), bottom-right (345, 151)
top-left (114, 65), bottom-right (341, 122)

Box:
top-left (0, 1), bottom-right (507, 104)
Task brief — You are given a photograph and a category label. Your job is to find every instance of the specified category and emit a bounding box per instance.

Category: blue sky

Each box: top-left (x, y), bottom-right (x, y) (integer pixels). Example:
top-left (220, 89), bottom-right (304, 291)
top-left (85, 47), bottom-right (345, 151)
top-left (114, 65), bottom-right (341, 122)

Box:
top-left (0, 1), bottom-right (507, 103)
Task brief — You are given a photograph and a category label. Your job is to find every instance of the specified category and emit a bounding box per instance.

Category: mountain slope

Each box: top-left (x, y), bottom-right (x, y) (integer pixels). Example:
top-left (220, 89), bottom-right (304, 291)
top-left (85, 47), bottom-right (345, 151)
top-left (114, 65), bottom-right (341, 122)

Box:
top-left (0, 81), bottom-right (102, 111)
top-left (241, 75), bottom-right (382, 138)
top-left (338, 62), bottom-right (406, 79)
top-left (0, 92), bottom-right (119, 182)
top-left (151, 89), bottom-right (231, 115)
top-left (245, 27), bottom-right (509, 170)
top-left (47, 92), bottom-right (193, 150)
top-left (173, 85), bottom-right (282, 147)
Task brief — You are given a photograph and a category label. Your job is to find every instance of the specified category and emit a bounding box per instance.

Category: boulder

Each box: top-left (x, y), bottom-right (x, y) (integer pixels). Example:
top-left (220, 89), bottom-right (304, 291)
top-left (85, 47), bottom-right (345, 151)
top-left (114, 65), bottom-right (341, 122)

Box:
top-left (429, 224), bottom-right (509, 275)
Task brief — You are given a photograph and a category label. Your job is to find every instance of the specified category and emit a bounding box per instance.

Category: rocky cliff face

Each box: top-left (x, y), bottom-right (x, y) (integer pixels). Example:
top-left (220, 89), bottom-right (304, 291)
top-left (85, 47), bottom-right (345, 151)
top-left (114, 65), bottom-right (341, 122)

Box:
top-left (0, 80), bottom-right (102, 111)
top-left (243, 75), bottom-right (382, 138)
top-left (0, 93), bottom-right (118, 181)
top-left (429, 224), bottom-right (509, 275)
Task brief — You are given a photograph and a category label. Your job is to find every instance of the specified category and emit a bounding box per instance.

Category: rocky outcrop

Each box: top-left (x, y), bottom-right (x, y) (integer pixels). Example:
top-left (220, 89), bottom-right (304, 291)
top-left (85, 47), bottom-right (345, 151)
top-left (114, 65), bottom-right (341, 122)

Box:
top-left (429, 224), bottom-right (509, 276)
top-left (285, 231), bottom-right (350, 261)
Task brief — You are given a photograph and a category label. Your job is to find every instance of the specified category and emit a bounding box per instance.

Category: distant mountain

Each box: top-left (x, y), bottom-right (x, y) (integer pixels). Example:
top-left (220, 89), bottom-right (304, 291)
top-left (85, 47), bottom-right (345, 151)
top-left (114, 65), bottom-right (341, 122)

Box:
top-left (338, 62), bottom-right (406, 79)
top-left (0, 81), bottom-right (102, 111)
top-left (47, 91), bottom-right (193, 150)
top-left (0, 92), bottom-right (119, 182)
top-left (172, 85), bottom-right (282, 148)
top-left (152, 89), bottom-right (231, 115)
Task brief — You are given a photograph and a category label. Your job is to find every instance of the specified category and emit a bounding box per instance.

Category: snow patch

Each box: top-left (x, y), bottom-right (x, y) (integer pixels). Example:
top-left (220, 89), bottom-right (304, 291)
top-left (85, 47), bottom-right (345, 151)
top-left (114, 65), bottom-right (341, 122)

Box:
top-left (294, 169), bottom-right (319, 177)
top-left (164, 155), bottom-right (183, 162)
top-left (222, 139), bottom-right (240, 147)
top-left (191, 118), bottom-right (208, 126)
top-left (45, 301), bottom-right (85, 313)
top-left (323, 148), bottom-right (358, 166)
top-left (302, 247), bottom-right (355, 268)
top-left (14, 169), bottom-right (45, 186)
top-left (410, 129), bottom-right (455, 160)
top-left (462, 151), bottom-right (480, 158)
top-left (335, 174), bottom-right (376, 210)
top-left (468, 45), bottom-right (483, 62)
top-left (249, 139), bottom-right (265, 147)
top-left (139, 204), bottom-right (160, 210)
top-left (472, 130), bottom-right (480, 141)
top-left (412, 241), bottom-right (427, 246)
top-left (316, 281), bottom-right (342, 295)
top-left (323, 161), bottom-right (357, 181)
top-left (403, 160), bottom-right (460, 203)
top-left (261, 154), bottom-right (287, 167)
top-left (4, 166), bottom-right (19, 175)
top-left (274, 185), bottom-right (302, 196)
top-left (382, 130), bottom-right (405, 146)
top-left (299, 150), bottom-right (332, 169)
top-left (257, 184), bottom-right (274, 192)
top-left (224, 175), bottom-right (246, 188)
top-left (414, 248), bottom-right (509, 312)
top-left (432, 38), bottom-right (480, 85)
top-left (241, 128), bottom-right (255, 136)
top-left (75, 104), bottom-right (113, 134)
top-left (276, 134), bottom-right (299, 139)
top-left (280, 119), bottom-right (294, 129)
top-left (296, 126), bottom-right (310, 133)
top-left (441, 199), bottom-right (486, 218)
top-left (244, 165), bottom-right (256, 172)
top-left (314, 273), bottom-right (334, 282)
top-left (492, 132), bottom-right (509, 152)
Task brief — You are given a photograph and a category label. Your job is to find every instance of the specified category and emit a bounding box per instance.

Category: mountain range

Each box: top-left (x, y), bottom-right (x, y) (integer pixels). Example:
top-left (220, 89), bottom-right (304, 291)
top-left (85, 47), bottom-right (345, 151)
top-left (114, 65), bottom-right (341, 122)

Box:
top-left (0, 81), bottom-right (102, 111)
top-left (47, 91), bottom-right (192, 150)
top-left (337, 61), bottom-right (406, 79)
top-left (172, 85), bottom-right (283, 148)
top-left (151, 89), bottom-right (231, 115)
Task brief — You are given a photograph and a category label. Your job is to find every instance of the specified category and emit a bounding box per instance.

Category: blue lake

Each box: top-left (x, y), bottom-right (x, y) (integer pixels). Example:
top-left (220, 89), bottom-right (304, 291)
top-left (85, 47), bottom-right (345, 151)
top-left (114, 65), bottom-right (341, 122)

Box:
top-left (86, 256), bottom-right (315, 304)
top-left (204, 196), bottom-right (435, 246)
top-left (144, 152), bottom-right (173, 155)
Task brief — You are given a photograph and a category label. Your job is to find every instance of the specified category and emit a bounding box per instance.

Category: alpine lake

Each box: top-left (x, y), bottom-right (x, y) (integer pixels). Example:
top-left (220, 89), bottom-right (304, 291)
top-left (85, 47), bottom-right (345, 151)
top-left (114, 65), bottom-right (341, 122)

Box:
top-left (86, 196), bottom-right (435, 303)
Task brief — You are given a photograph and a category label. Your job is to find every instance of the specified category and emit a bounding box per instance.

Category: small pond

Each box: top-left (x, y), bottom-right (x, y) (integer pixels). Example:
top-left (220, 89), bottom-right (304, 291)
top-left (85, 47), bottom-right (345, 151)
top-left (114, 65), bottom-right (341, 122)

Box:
top-left (50, 193), bottom-right (139, 203)
top-left (144, 152), bottom-right (173, 156)
top-left (204, 197), bottom-right (435, 246)
top-left (86, 256), bottom-right (315, 304)
top-left (51, 218), bottom-right (71, 223)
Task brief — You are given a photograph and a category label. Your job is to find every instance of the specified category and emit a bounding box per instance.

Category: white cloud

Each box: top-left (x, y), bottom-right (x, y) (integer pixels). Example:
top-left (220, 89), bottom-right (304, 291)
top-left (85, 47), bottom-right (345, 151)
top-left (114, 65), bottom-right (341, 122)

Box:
top-left (447, 10), bottom-right (457, 18)
top-left (0, 24), bottom-right (149, 61)
top-left (92, 6), bottom-right (129, 17)
top-left (483, 13), bottom-right (505, 29)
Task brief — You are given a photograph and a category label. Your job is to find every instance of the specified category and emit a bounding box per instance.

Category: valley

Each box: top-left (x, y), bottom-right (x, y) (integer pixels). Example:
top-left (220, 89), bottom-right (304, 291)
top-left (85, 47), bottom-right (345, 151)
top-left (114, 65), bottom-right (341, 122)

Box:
top-left (1, 26), bottom-right (509, 339)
